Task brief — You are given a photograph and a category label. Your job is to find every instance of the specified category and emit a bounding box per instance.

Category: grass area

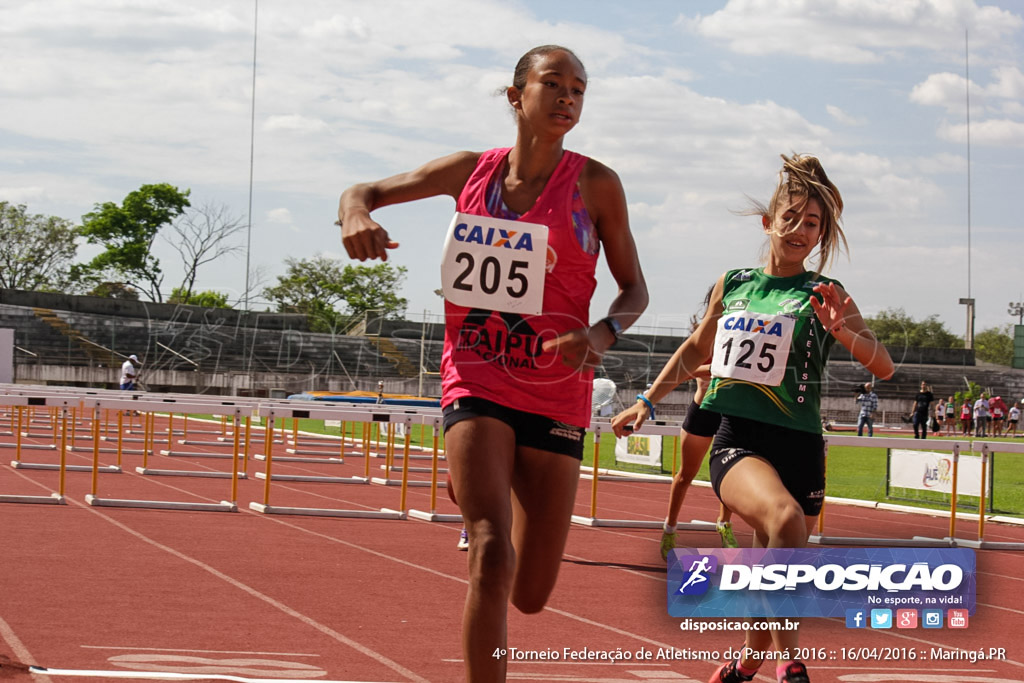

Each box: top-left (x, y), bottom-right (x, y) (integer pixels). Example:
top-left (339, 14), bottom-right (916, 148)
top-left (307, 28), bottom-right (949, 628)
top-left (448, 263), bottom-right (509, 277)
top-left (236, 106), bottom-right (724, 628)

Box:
top-left (182, 413), bottom-right (1024, 518)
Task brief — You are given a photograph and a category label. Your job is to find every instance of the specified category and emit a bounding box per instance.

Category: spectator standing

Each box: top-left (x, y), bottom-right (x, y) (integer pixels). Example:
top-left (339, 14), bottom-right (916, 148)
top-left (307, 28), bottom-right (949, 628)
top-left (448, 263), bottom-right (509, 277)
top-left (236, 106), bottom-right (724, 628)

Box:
top-left (933, 398), bottom-right (945, 434)
top-left (119, 354), bottom-right (139, 390)
top-left (910, 381), bottom-right (933, 439)
top-left (973, 393), bottom-right (991, 437)
top-left (944, 395), bottom-right (956, 435)
top-left (855, 383), bottom-right (879, 437)
top-left (990, 396), bottom-right (1006, 435)
top-left (960, 399), bottom-right (973, 436)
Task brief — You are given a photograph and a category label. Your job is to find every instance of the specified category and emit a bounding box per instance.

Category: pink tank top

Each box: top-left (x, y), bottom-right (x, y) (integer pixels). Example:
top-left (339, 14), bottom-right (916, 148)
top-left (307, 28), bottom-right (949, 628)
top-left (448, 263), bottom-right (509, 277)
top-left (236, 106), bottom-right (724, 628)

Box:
top-left (441, 148), bottom-right (599, 427)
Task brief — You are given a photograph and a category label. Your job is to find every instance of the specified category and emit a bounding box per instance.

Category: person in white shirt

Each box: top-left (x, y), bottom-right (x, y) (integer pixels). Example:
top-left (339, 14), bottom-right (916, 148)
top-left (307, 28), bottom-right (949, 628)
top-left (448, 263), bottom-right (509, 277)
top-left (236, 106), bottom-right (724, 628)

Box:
top-left (120, 354), bottom-right (139, 390)
top-left (1006, 404), bottom-right (1020, 437)
top-left (973, 394), bottom-right (990, 438)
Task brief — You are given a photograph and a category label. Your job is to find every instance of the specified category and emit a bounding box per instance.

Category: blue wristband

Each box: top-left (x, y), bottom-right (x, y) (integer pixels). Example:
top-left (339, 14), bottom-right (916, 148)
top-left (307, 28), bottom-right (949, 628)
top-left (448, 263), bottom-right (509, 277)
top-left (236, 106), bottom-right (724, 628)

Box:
top-left (636, 394), bottom-right (656, 420)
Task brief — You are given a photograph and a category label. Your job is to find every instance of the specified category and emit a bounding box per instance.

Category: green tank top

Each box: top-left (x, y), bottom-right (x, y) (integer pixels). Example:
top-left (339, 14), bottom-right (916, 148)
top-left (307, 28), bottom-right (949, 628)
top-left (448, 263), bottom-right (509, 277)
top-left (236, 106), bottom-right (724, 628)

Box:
top-left (701, 268), bottom-right (839, 434)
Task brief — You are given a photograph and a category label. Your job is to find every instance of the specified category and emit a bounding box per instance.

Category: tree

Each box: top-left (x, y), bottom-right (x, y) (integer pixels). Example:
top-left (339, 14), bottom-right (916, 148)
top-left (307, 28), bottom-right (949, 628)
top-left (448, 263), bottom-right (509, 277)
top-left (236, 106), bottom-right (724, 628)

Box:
top-left (339, 262), bottom-right (408, 319)
top-left (165, 200), bottom-right (245, 302)
top-left (863, 308), bottom-right (961, 350)
top-left (79, 183), bottom-right (191, 302)
top-left (0, 202), bottom-right (79, 291)
top-left (168, 287), bottom-right (231, 309)
top-left (974, 324), bottom-right (1013, 366)
top-left (262, 255), bottom-right (408, 332)
top-left (88, 282), bottom-right (140, 300)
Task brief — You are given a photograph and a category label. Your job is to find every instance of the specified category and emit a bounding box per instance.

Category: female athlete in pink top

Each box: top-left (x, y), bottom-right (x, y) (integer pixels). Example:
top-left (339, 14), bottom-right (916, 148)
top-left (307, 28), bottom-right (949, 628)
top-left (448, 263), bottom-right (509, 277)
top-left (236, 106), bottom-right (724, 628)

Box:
top-left (339, 45), bottom-right (648, 682)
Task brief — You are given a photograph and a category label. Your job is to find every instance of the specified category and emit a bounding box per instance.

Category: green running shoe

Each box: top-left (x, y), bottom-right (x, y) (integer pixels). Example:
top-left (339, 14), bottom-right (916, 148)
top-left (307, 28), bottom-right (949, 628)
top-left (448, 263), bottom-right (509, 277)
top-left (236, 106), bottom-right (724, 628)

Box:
top-left (660, 529), bottom-right (677, 561)
top-left (717, 522), bottom-right (738, 548)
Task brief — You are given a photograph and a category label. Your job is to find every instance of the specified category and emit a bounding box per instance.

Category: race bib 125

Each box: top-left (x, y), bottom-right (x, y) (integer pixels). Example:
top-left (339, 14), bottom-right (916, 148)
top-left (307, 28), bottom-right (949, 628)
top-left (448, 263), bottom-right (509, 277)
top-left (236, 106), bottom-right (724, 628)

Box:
top-left (710, 312), bottom-right (796, 386)
top-left (440, 212), bottom-right (548, 315)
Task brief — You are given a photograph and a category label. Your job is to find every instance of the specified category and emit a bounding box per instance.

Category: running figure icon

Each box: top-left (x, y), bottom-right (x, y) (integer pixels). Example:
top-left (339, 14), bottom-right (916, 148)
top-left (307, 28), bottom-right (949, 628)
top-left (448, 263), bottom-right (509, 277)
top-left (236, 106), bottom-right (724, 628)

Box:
top-left (679, 556), bottom-right (713, 593)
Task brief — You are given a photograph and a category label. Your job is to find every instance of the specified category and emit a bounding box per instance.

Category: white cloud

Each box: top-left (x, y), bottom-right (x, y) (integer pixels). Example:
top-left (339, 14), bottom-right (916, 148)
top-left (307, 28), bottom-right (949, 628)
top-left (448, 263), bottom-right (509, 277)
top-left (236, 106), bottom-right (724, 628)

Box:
top-left (690, 0), bottom-right (1022, 64)
top-left (267, 208), bottom-right (293, 224)
top-left (826, 105), bottom-right (867, 126)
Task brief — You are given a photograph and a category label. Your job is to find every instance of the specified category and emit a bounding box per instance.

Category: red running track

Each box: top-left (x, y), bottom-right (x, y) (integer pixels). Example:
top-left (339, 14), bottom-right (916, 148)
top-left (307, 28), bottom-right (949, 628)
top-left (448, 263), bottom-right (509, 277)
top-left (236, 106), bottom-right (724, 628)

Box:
top-left (1, 415), bottom-right (1023, 682)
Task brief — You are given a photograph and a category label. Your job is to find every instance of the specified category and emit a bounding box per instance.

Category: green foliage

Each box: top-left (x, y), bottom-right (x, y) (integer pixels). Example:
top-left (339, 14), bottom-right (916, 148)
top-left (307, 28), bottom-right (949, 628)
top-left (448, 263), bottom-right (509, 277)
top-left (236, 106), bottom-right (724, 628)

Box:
top-left (168, 287), bottom-right (231, 309)
top-left (953, 380), bottom-right (983, 409)
top-left (263, 255), bottom-right (408, 333)
top-left (88, 281), bottom-right (140, 300)
top-left (0, 201), bottom-right (79, 291)
top-left (974, 324), bottom-right (1014, 366)
top-left (79, 183), bottom-right (191, 302)
top-left (863, 307), bottom-right (961, 349)
top-left (339, 262), bottom-right (408, 318)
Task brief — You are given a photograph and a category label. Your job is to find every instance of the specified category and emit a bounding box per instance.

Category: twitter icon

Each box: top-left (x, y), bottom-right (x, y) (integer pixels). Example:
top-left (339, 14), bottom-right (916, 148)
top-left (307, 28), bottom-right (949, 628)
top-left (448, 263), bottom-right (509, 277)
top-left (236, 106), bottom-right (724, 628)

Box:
top-left (870, 609), bottom-right (892, 629)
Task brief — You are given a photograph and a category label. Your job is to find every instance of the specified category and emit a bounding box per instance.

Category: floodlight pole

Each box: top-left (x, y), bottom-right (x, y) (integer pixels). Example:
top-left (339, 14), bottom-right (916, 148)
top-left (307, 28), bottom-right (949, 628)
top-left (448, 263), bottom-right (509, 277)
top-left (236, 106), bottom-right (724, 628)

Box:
top-left (244, 0), bottom-right (259, 312)
top-left (961, 31), bottom-right (974, 351)
top-left (960, 298), bottom-right (975, 350)
top-left (1009, 301), bottom-right (1024, 325)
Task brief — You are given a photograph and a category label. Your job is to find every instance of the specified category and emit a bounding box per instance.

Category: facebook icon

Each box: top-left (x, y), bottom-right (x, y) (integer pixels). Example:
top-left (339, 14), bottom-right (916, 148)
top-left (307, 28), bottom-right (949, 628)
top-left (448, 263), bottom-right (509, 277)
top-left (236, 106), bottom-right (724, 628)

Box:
top-left (845, 609), bottom-right (867, 629)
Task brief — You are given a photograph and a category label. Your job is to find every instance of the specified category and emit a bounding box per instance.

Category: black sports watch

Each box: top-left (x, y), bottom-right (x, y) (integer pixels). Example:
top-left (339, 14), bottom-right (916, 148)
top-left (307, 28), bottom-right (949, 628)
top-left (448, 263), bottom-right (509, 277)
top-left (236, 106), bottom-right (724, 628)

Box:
top-left (598, 316), bottom-right (622, 340)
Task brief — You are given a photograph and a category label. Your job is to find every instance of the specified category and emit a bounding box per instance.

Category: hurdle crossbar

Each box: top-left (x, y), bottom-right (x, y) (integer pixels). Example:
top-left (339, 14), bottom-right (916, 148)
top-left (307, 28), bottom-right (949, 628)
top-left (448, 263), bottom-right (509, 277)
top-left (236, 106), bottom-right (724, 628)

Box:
top-left (955, 440), bottom-right (1024, 550)
top-left (0, 395), bottom-right (80, 505)
top-left (81, 396), bottom-right (255, 512)
top-left (571, 419), bottom-right (717, 532)
top-left (810, 435), bottom-right (969, 547)
top-left (250, 405), bottom-right (414, 519)
top-left (406, 415), bottom-right (462, 523)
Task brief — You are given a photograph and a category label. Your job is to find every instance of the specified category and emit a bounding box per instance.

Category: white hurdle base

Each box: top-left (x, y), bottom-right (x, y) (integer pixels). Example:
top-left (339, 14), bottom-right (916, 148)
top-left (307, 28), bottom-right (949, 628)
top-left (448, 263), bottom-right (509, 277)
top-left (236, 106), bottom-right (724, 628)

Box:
top-left (135, 467), bottom-right (247, 479)
top-left (956, 538), bottom-right (1024, 550)
top-left (0, 492), bottom-right (65, 505)
top-left (407, 509), bottom-right (463, 523)
top-left (12, 461), bottom-right (121, 473)
top-left (254, 453), bottom-right (343, 463)
top-left (379, 464), bottom-right (446, 474)
top-left (572, 515), bottom-right (716, 530)
top-left (85, 494), bottom-right (237, 512)
top-left (161, 450), bottom-right (234, 459)
top-left (286, 448), bottom-right (346, 456)
top-left (370, 476), bottom-right (434, 487)
top-left (254, 472), bottom-right (367, 484)
top-left (0, 443), bottom-right (56, 450)
top-left (809, 534), bottom-right (956, 547)
top-left (248, 502), bottom-right (405, 519)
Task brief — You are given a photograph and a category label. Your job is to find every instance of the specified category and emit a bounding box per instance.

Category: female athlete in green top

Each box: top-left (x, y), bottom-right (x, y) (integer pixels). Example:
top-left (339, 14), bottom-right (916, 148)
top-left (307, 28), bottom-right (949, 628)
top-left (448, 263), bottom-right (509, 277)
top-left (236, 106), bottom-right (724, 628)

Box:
top-left (612, 154), bottom-right (894, 683)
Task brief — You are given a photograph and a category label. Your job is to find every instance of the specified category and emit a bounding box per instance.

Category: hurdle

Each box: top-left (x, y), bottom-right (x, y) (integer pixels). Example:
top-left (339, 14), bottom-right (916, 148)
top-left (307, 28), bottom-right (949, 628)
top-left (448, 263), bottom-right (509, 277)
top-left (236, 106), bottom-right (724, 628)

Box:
top-left (571, 419), bottom-right (718, 532)
top-left (810, 435), bottom-right (970, 547)
top-left (0, 395), bottom-right (79, 505)
top-left (955, 440), bottom-right (1024, 550)
top-left (249, 404), bottom-right (411, 519)
top-left (406, 414), bottom-right (462, 523)
top-left (83, 396), bottom-right (246, 512)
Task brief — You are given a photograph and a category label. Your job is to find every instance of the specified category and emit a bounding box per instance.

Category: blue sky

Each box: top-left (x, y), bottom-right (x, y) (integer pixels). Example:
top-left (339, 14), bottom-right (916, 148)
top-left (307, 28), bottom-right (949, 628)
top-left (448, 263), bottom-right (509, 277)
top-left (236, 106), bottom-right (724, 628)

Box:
top-left (1, 0), bottom-right (1022, 339)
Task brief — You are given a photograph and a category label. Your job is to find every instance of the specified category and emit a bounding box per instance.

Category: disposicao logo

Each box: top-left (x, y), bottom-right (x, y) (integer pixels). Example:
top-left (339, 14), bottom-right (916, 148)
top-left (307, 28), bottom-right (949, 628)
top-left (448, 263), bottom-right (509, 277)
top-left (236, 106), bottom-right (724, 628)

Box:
top-left (667, 548), bottom-right (975, 619)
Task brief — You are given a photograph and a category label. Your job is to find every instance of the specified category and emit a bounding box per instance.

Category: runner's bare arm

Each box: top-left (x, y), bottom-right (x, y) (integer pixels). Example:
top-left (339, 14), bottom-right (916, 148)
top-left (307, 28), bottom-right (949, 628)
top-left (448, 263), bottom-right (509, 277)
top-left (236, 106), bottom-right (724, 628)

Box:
top-left (610, 275), bottom-right (724, 437)
top-left (542, 159), bottom-right (648, 369)
top-left (338, 151), bottom-right (482, 261)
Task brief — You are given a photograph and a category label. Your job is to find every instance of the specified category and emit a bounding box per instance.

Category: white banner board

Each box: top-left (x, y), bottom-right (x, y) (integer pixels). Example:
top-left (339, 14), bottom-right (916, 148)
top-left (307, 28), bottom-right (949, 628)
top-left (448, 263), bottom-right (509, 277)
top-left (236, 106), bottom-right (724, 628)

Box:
top-left (614, 434), bottom-right (662, 467)
top-left (889, 449), bottom-right (990, 497)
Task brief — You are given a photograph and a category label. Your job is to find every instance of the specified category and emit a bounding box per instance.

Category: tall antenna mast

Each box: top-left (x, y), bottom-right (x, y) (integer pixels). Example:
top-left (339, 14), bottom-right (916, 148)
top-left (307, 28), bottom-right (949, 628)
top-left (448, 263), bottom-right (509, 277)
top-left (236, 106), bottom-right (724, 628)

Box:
top-left (244, 0), bottom-right (259, 312)
top-left (965, 28), bottom-right (971, 301)
top-left (959, 28), bottom-right (976, 350)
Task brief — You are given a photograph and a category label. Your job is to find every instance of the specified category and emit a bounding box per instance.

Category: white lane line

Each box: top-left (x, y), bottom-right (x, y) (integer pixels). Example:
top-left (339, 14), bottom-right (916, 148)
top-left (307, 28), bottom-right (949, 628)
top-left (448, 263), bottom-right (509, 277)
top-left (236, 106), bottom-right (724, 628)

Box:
top-left (66, 497), bottom-right (429, 683)
top-left (0, 613), bottom-right (54, 683)
top-left (81, 645), bottom-right (319, 657)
